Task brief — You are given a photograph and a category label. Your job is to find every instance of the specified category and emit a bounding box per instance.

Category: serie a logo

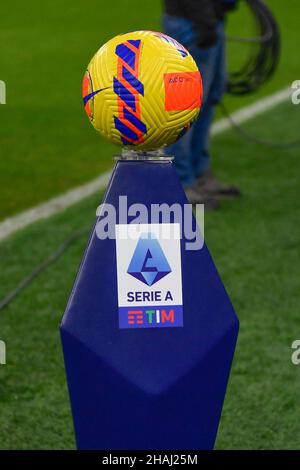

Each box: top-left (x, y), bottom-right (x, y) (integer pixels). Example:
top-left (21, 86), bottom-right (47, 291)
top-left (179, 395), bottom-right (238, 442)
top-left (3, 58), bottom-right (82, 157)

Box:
top-left (116, 225), bottom-right (184, 330)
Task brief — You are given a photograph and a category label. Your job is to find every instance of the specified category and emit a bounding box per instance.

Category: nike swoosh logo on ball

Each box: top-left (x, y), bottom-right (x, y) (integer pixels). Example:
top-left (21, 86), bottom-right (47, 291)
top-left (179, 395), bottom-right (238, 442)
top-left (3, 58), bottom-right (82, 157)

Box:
top-left (83, 87), bottom-right (109, 106)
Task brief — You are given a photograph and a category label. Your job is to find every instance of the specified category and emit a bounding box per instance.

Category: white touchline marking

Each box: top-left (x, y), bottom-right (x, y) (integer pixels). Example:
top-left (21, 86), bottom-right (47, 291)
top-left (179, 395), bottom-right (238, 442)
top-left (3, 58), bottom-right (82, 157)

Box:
top-left (211, 87), bottom-right (291, 136)
top-left (0, 87), bottom-right (291, 242)
top-left (0, 172), bottom-right (111, 241)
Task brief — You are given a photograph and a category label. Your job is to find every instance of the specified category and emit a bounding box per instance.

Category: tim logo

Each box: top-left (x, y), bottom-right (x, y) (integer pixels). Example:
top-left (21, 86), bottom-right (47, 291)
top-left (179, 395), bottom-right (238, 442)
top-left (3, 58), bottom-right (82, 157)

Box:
top-left (127, 233), bottom-right (171, 286)
top-left (127, 308), bottom-right (175, 327)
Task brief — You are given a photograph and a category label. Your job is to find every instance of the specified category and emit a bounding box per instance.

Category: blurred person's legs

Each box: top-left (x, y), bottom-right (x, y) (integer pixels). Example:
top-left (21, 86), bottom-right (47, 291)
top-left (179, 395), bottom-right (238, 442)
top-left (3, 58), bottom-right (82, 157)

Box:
top-left (191, 23), bottom-right (240, 197)
top-left (163, 15), bottom-right (240, 203)
top-left (162, 14), bottom-right (200, 188)
top-left (190, 22), bottom-right (225, 178)
top-left (165, 43), bottom-right (217, 187)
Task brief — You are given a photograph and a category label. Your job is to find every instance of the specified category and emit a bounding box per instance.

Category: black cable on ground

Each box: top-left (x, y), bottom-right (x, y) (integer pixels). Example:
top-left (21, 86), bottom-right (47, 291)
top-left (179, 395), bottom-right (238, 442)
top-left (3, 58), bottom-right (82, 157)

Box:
top-left (219, 101), bottom-right (300, 149)
top-left (0, 225), bottom-right (90, 311)
top-left (223, 1), bottom-right (300, 148)
top-left (226, 0), bottom-right (280, 95)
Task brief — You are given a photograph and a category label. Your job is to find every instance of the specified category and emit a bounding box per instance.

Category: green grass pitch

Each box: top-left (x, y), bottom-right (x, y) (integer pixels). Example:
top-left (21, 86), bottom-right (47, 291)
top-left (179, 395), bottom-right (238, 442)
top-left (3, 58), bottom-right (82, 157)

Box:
top-left (0, 0), bottom-right (300, 450)
top-left (0, 100), bottom-right (300, 449)
top-left (0, 0), bottom-right (299, 220)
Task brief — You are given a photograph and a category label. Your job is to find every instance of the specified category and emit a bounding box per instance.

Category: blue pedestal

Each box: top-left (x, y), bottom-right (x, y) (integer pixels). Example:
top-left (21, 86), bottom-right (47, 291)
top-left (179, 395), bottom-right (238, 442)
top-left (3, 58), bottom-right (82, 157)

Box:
top-left (60, 159), bottom-right (238, 450)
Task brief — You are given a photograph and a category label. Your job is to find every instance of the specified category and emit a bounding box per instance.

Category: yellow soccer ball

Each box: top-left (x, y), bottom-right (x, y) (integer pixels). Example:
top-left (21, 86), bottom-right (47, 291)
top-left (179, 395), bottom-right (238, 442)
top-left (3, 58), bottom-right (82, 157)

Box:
top-left (82, 30), bottom-right (202, 151)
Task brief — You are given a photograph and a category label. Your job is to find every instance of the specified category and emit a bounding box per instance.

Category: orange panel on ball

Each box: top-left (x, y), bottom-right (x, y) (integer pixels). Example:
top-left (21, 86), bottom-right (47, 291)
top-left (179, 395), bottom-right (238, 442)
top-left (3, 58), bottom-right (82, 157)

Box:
top-left (164, 71), bottom-right (202, 112)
